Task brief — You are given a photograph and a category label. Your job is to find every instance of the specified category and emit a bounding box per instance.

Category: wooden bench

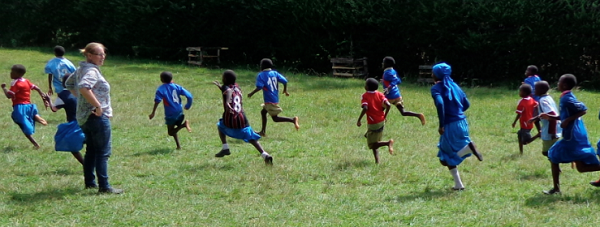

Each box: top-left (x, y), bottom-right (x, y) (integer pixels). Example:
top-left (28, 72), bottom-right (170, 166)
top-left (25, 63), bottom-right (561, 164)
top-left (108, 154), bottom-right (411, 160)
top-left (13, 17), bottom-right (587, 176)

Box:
top-left (186, 47), bottom-right (228, 66)
top-left (331, 57), bottom-right (368, 78)
top-left (417, 65), bottom-right (435, 85)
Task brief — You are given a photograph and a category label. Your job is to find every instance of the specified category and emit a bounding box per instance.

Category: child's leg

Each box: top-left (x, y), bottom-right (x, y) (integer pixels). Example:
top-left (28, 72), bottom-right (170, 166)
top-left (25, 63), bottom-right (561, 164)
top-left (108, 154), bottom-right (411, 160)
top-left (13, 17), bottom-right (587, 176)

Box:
top-left (25, 134), bottom-right (40, 149)
top-left (468, 142), bottom-right (483, 161)
top-left (72, 152), bottom-right (84, 165)
top-left (271, 115), bottom-right (300, 130)
top-left (573, 161), bottom-right (600, 173)
top-left (215, 129), bottom-right (231, 157)
top-left (249, 140), bottom-right (272, 164)
top-left (371, 140), bottom-right (394, 155)
top-left (34, 115), bottom-right (47, 126)
top-left (167, 125), bottom-right (181, 149)
top-left (518, 133), bottom-right (524, 154)
top-left (447, 166), bottom-right (464, 190)
top-left (259, 109), bottom-right (268, 136)
top-left (395, 103), bottom-right (426, 125)
top-left (544, 162), bottom-right (561, 194)
top-left (371, 149), bottom-right (380, 164)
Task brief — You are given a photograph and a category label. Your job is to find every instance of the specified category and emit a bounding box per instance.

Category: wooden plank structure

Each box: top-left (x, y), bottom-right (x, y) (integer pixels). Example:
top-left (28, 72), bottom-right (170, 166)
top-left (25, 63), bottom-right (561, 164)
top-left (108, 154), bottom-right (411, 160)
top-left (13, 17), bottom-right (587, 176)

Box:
top-left (330, 57), bottom-right (368, 78)
top-left (417, 64), bottom-right (435, 85)
top-left (186, 47), bottom-right (228, 66)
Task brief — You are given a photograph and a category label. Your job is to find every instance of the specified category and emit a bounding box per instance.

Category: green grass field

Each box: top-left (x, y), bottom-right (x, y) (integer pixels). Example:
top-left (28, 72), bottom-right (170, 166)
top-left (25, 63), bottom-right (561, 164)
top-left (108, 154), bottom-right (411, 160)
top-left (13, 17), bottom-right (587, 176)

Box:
top-left (1, 48), bottom-right (600, 226)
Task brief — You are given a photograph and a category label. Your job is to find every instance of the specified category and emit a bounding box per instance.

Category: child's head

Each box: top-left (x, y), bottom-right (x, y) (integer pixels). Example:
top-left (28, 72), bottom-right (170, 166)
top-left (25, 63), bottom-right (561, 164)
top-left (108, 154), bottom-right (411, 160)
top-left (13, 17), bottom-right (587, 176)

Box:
top-left (365, 78), bottom-right (379, 91)
top-left (54, 45), bottom-right (66, 57)
top-left (525, 65), bottom-right (538, 76)
top-left (534, 80), bottom-right (550, 96)
top-left (260, 58), bottom-right (273, 70)
top-left (222, 70), bottom-right (237, 85)
top-left (10, 64), bottom-right (26, 79)
top-left (558, 74), bottom-right (577, 91)
top-left (519, 84), bottom-right (532, 98)
top-left (382, 56), bottom-right (395, 69)
top-left (160, 71), bottom-right (173, 83)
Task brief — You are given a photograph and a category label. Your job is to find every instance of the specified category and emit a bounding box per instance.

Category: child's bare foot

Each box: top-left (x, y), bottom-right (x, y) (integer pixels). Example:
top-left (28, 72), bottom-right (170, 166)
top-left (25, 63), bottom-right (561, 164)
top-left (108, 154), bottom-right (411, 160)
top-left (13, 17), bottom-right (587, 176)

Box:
top-left (184, 120), bottom-right (191, 132)
top-left (176, 146), bottom-right (182, 150)
top-left (258, 131), bottom-right (266, 137)
top-left (34, 115), bottom-right (47, 126)
top-left (293, 116), bottom-right (300, 131)
top-left (418, 113), bottom-right (426, 126)
top-left (388, 139), bottom-right (394, 155)
top-left (33, 144), bottom-right (40, 150)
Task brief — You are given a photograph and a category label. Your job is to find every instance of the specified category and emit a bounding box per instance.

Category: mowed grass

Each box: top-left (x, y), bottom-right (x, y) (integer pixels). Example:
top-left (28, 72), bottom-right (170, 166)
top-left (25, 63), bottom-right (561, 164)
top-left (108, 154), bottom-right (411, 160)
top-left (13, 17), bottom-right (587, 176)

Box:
top-left (1, 48), bottom-right (600, 226)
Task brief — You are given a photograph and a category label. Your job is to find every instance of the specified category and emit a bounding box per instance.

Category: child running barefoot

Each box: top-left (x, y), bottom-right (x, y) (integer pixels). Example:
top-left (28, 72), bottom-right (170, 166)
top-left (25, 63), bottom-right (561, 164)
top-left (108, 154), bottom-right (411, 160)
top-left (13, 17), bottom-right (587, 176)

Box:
top-left (527, 81), bottom-right (561, 157)
top-left (511, 84), bottom-right (540, 154)
top-left (148, 72), bottom-right (193, 150)
top-left (1, 64), bottom-right (48, 149)
top-left (356, 78), bottom-right (394, 164)
top-left (247, 58), bottom-right (299, 136)
top-left (542, 74), bottom-right (600, 195)
top-left (431, 63), bottom-right (483, 190)
top-left (381, 56), bottom-right (425, 125)
top-left (214, 70), bottom-right (273, 165)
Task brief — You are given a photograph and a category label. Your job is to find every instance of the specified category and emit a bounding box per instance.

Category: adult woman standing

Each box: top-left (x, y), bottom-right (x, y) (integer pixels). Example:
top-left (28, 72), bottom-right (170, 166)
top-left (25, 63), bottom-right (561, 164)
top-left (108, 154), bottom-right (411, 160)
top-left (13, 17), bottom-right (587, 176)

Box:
top-left (65, 42), bottom-right (123, 194)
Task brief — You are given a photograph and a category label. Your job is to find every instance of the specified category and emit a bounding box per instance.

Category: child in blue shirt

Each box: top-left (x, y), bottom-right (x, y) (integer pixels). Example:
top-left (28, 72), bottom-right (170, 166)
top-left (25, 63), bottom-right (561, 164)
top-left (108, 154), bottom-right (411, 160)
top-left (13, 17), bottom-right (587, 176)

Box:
top-left (381, 57), bottom-right (425, 125)
top-left (523, 65), bottom-right (541, 101)
top-left (247, 58), bottom-right (299, 136)
top-left (45, 45), bottom-right (76, 96)
top-left (148, 72), bottom-right (193, 150)
top-left (541, 74), bottom-right (600, 195)
top-left (431, 63), bottom-right (483, 190)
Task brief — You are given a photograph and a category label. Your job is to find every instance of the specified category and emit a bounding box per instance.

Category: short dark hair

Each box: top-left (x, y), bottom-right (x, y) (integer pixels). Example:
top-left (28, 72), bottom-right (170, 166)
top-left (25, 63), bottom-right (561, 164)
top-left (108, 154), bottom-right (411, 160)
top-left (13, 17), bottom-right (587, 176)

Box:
top-left (365, 78), bottom-right (379, 91)
top-left (534, 80), bottom-right (550, 95)
top-left (383, 56), bottom-right (395, 68)
top-left (54, 45), bottom-right (66, 56)
top-left (11, 64), bottom-right (26, 75)
top-left (519, 84), bottom-right (532, 96)
top-left (560, 74), bottom-right (577, 90)
top-left (223, 70), bottom-right (237, 85)
top-left (527, 65), bottom-right (538, 74)
top-left (260, 58), bottom-right (273, 70)
top-left (160, 71), bottom-right (173, 83)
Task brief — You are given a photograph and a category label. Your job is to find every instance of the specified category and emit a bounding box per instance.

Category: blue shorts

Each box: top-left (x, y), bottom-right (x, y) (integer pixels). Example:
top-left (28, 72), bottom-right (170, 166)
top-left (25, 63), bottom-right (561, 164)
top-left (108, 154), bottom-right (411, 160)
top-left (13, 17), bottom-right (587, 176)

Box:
top-left (165, 113), bottom-right (184, 126)
top-left (11, 104), bottom-right (39, 136)
top-left (217, 119), bottom-right (261, 143)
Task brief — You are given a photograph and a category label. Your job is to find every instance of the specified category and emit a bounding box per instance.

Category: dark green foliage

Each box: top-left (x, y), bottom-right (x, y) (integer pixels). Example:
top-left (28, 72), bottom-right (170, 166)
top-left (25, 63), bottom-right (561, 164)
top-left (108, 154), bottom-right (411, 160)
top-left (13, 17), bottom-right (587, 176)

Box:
top-left (2, 0), bottom-right (600, 86)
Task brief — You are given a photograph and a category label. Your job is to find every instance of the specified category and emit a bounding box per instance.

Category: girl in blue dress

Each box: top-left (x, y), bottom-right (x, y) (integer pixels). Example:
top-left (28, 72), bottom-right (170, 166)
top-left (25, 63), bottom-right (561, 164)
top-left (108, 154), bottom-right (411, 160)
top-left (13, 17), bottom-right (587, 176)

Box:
top-left (431, 63), bottom-right (483, 190)
top-left (541, 74), bottom-right (600, 194)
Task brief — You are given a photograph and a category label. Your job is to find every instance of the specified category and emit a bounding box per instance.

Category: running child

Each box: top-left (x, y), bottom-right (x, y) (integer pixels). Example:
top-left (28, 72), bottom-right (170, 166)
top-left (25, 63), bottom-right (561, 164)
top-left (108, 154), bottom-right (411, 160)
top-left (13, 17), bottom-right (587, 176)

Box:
top-left (356, 78), bottom-right (394, 164)
top-left (527, 81), bottom-right (561, 157)
top-left (1, 64), bottom-right (48, 149)
top-left (541, 74), bottom-right (600, 194)
top-left (523, 65), bottom-right (541, 101)
top-left (511, 84), bottom-right (540, 154)
top-left (431, 63), bottom-right (483, 190)
top-left (45, 74), bottom-right (84, 164)
top-left (381, 56), bottom-right (426, 125)
top-left (148, 71), bottom-right (192, 150)
top-left (45, 45), bottom-right (76, 96)
top-left (247, 58), bottom-right (299, 136)
top-left (213, 70), bottom-right (273, 164)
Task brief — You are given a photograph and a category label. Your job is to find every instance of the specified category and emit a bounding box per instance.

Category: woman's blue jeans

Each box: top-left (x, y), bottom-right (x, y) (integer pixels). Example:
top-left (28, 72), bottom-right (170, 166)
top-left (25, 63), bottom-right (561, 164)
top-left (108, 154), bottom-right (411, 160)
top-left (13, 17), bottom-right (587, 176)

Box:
top-left (81, 115), bottom-right (112, 189)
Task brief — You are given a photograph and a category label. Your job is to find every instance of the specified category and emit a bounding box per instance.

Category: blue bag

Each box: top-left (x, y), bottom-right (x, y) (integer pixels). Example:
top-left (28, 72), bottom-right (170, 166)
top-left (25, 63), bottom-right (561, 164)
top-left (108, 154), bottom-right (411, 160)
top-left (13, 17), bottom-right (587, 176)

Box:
top-left (54, 121), bottom-right (85, 152)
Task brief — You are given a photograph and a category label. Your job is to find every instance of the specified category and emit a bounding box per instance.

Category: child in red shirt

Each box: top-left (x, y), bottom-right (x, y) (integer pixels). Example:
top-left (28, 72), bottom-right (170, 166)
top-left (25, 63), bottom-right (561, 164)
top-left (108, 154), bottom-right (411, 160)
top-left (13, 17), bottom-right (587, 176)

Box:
top-left (511, 84), bottom-right (540, 154)
top-left (1, 64), bottom-right (48, 149)
top-left (357, 78), bottom-right (394, 164)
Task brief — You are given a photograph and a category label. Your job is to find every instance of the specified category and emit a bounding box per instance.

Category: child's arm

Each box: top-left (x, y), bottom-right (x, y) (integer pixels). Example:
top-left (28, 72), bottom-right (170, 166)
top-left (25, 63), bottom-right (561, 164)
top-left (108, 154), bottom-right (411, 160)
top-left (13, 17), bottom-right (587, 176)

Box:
top-left (148, 102), bottom-right (159, 120)
top-left (558, 110), bottom-right (586, 128)
top-left (432, 91), bottom-right (445, 135)
top-left (357, 105), bottom-right (367, 127)
top-left (512, 114), bottom-right (520, 128)
top-left (383, 100), bottom-right (391, 120)
top-left (213, 80), bottom-right (222, 90)
top-left (540, 112), bottom-right (560, 121)
top-left (282, 83), bottom-right (289, 96)
top-left (247, 87), bottom-right (261, 98)
top-left (47, 74), bottom-right (54, 96)
top-left (1, 84), bottom-right (12, 99)
top-left (181, 87), bottom-right (193, 110)
top-left (32, 85), bottom-right (50, 108)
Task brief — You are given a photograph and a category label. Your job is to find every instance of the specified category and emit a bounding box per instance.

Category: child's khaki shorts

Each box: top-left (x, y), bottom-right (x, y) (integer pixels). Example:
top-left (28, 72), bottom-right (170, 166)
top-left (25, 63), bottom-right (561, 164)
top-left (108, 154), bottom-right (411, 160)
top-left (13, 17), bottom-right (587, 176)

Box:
top-left (389, 97), bottom-right (404, 107)
top-left (262, 103), bottom-right (283, 116)
top-left (365, 122), bottom-right (385, 149)
top-left (542, 138), bottom-right (559, 152)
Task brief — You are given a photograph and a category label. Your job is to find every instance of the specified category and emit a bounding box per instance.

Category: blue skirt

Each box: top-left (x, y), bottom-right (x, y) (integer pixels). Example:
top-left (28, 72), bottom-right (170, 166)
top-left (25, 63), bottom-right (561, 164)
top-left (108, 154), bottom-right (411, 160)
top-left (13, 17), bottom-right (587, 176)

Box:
top-left (217, 119), bottom-right (260, 143)
top-left (548, 120), bottom-right (599, 165)
top-left (437, 119), bottom-right (472, 166)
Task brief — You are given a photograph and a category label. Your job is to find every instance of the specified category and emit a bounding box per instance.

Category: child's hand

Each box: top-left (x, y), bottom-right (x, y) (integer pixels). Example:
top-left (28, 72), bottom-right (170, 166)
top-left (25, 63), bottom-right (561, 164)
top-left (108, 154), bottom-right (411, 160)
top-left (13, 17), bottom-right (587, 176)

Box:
top-left (1, 83), bottom-right (5, 89)
top-left (357, 121), bottom-right (362, 127)
top-left (438, 127), bottom-right (445, 135)
top-left (540, 113), bottom-right (550, 120)
top-left (560, 120), bottom-right (569, 128)
top-left (148, 113), bottom-right (155, 120)
top-left (247, 93), bottom-right (253, 98)
top-left (212, 80), bottom-right (221, 88)
top-left (511, 122), bottom-right (516, 128)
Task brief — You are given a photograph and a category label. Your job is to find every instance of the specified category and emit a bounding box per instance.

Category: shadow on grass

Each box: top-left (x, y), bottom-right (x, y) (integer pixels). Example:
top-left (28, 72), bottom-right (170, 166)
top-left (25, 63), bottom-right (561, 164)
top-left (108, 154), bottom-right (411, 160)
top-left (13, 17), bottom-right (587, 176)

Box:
top-left (386, 188), bottom-right (453, 203)
top-left (42, 168), bottom-right (79, 176)
top-left (132, 148), bottom-right (174, 156)
top-left (184, 162), bottom-right (234, 172)
top-left (334, 160), bottom-right (372, 171)
top-left (9, 187), bottom-right (82, 204)
top-left (524, 189), bottom-right (600, 207)
top-left (3, 146), bottom-right (17, 153)
top-left (501, 153), bottom-right (522, 161)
